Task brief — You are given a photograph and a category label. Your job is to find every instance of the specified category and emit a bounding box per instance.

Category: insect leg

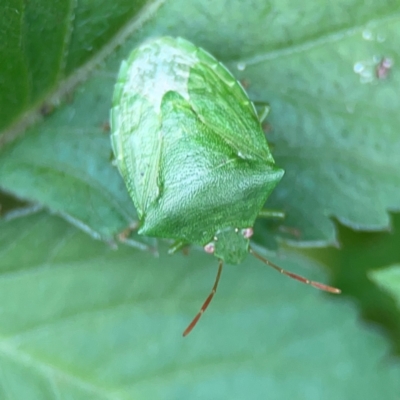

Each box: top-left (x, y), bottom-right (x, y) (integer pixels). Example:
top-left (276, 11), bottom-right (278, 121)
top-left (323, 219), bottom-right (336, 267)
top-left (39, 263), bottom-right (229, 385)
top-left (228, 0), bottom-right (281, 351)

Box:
top-left (182, 260), bottom-right (224, 337)
top-left (249, 247), bottom-right (341, 294)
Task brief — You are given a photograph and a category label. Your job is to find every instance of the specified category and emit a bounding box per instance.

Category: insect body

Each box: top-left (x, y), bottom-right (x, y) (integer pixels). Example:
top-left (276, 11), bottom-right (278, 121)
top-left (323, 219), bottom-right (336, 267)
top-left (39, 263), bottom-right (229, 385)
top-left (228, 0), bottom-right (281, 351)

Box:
top-left (110, 37), bottom-right (340, 336)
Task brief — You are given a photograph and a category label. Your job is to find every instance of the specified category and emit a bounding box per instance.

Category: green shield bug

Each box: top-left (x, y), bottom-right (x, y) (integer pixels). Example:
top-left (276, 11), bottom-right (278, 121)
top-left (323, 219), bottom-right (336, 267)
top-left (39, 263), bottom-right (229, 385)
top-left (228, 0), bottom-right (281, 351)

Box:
top-left (110, 37), bottom-right (340, 336)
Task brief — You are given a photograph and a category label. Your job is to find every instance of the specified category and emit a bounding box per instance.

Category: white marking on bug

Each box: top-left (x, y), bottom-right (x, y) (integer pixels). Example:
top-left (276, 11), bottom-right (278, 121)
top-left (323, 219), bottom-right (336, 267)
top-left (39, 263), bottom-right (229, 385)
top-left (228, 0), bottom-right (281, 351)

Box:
top-left (123, 40), bottom-right (199, 111)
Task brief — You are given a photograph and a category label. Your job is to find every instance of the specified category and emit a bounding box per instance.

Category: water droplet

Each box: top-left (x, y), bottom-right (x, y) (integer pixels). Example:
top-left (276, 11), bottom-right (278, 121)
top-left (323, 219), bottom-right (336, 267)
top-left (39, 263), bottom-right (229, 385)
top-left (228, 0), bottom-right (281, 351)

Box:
top-left (237, 62), bottom-right (246, 71)
top-left (362, 29), bottom-right (373, 40)
top-left (353, 62), bottom-right (365, 73)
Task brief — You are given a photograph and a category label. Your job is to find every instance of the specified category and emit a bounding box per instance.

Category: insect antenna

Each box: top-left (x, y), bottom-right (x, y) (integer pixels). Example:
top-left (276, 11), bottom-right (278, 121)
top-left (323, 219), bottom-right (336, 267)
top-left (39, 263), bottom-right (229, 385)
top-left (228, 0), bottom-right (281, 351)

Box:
top-left (249, 248), bottom-right (341, 294)
top-left (183, 259), bottom-right (224, 336)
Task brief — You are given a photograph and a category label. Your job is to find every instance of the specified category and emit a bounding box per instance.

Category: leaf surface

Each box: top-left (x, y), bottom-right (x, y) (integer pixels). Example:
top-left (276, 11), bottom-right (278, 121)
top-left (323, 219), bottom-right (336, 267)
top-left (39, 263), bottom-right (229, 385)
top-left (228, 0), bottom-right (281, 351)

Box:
top-left (0, 210), bottom-right (399, 399)
top-left (1, 0), bottom-right (399, 244)
top-left (370, 264), bottom-right (400, 308)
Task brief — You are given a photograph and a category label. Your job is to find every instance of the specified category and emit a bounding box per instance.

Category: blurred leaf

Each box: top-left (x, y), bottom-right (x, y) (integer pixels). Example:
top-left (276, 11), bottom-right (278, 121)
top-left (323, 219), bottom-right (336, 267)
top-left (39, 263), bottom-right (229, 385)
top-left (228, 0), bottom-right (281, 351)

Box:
top-left (0, 190), bottom-right (29, 216)
top-left (370, 264), bottom-right (400, 308)
top-left (0, 209), bottom-right (399, 399)
top-left (1, 0), bottom-right (400, 246)
top-left (303, 213), bottom-right (400, 355)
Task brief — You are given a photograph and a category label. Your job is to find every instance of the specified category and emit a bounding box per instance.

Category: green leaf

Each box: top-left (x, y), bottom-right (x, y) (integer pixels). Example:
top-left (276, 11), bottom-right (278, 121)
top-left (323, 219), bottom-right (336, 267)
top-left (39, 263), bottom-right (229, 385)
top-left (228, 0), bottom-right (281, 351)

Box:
top-left (0, 190), bottom-right (28, 216)
top-left (302, 213), bottom-right (400, 355)
top-left (1, 0), bottom-right (399, 245)
top-left (1, 209), bottom-right (399, 399)
top-left (0, 121), bottom-right (138, 242)
top-left (370, 264), bottom-right (400, 308)
top-left (0, 0), bottom-right (157, 136)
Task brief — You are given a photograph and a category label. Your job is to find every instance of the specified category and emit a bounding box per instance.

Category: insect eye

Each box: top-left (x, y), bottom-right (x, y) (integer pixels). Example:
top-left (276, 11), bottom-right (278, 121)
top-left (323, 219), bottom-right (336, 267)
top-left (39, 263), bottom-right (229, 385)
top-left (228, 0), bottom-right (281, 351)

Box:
top-left (242, 228), bottom-right (254, 239)
top-left (204, 242), bottom-right (215, 254)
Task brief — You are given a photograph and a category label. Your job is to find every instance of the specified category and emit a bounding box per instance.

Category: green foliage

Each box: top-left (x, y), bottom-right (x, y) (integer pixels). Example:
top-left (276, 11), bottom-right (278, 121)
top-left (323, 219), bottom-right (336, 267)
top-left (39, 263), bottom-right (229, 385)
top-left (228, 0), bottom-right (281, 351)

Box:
top-left (1, 210), bottom-right (400, 399)
top-left (1, 0), bottom-right (400, 398)
top-left (303, 214), bottom-right (400, 354)
top-left (370, 264), bottom-right (400, 308)
top-left (1, 0), bottom-right (400, 245)
top-left (0, 0), bottom-right (149, 133)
